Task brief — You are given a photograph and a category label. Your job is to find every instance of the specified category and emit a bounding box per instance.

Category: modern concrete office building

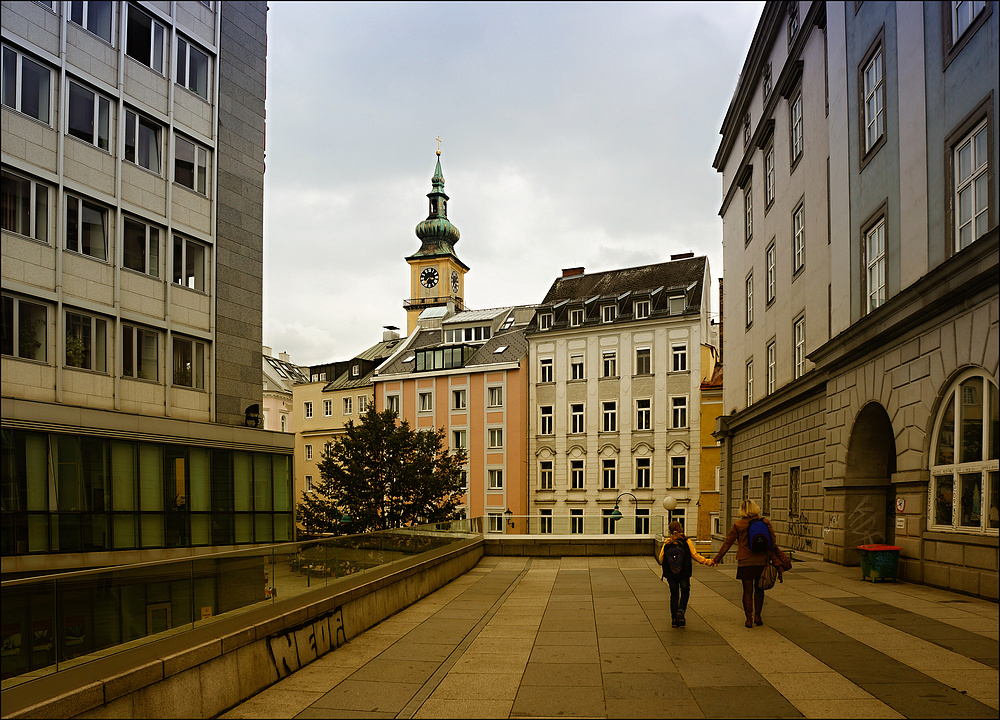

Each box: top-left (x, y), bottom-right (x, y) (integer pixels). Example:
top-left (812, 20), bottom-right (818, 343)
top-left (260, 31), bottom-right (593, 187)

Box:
top-left (524, 256), bottom-right (717, 537)
top-left (714, 1), bottom-right (997, 598)
top-left (1, 0), bottom-right (294, 586)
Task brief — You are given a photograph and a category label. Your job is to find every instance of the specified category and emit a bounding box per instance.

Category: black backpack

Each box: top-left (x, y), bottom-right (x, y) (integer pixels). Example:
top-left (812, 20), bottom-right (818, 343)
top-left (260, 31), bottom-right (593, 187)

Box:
top-left (662, 537), bottom-right (692, 578)
top-left (747, 517), bottom-right (772, 553)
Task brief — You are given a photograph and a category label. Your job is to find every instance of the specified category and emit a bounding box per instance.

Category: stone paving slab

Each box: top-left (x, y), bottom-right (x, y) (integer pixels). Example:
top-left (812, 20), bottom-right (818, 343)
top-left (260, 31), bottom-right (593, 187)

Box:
top-left (218, 555), bottom-right (997, 720)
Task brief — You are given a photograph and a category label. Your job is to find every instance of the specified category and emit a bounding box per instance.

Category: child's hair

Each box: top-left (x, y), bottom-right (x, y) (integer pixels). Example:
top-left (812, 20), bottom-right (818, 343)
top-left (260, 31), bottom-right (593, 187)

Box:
top-left (739, 498), bottom-right (762, 517)
top-left (668, 520), bottom-right (684, 534)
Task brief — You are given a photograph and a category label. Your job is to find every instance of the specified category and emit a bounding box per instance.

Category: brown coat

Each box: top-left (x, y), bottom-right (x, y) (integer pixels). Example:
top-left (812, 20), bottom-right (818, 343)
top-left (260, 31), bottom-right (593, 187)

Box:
top-left (714, 515), bottom-right (776, 567)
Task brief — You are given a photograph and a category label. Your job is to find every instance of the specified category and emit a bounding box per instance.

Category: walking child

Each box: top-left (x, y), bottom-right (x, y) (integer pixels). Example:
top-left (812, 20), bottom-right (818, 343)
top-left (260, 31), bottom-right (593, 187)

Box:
top-left (658, 520), bottom-right (714, 627)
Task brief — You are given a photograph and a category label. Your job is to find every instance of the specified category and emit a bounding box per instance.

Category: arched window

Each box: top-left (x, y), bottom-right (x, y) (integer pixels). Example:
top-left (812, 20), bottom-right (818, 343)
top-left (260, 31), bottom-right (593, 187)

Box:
top-left (929, 369), bottom-right (999, 534)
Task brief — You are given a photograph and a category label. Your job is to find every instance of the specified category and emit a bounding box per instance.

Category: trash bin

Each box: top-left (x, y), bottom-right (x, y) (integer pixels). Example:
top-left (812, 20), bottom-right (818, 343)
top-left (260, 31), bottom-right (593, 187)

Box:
top-left (857, 544), bottom-right (901, 582)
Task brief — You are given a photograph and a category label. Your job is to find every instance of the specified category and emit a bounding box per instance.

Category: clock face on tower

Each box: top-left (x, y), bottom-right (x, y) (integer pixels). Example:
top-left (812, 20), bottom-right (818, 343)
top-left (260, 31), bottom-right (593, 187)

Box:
top-left (420, 267), bottom-right (439, 288)
top-left (451, 271), bottom-right (460, 293)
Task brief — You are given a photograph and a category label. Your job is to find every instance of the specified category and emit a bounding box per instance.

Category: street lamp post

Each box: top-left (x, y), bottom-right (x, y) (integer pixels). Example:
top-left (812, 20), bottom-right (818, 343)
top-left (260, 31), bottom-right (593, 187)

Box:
top-left (609, 492), bottom-right (638, 526)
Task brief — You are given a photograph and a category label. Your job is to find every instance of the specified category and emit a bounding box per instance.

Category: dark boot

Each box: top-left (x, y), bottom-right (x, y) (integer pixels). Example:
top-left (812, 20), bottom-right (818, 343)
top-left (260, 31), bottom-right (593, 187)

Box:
top-left (677, 610), bottom-right (685, 627)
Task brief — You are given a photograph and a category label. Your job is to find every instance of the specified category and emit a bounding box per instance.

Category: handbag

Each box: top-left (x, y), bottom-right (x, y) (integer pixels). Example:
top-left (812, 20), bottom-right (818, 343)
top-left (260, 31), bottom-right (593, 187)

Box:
top-left (771, 544), bottom-right (792, 572)
top-left (758, 561), bottom-right (779, 590)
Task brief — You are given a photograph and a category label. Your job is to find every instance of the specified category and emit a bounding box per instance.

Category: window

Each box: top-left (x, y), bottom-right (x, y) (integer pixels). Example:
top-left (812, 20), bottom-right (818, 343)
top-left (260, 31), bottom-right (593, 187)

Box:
top-left (602, 351), bottom-right (617, 378)
top-left (864, 217), bottom-right (886, 312)
top-left (570, 461), bottom-right (584, 490)
top-left (452, 388), bottom-right (467, 410)
top-left (602, 401), bottom-right (617, 432)
top-left (305, 445), bottom-right (313, 461)
top-left (172, 335), bottom-right (205, 388)
top-left (459, 469), bottom-right (468, 491)
top-left (320, 399), bottom-right (330, 417)
top-left (452, 429), bottom-right (466, 449)
top-left (1, 45), bottom-right (51, 123)
top-left (122, 324), bottom-right (158, 380)
top-left (358, 396), bottom-right (367, 413)
top-left (419, 391), bottom-right (433, 412)
top-left (351, 364), bottom-right (360, 377)
top-left (767, 341), bottom-right (776, 394)
top-left (125, 3), bottom-right (165, 73)
top-left (386, 395), bottom-right (399, 414)
top-left (173, 235), bottom-right (207, 291)
top-left (789, 466), bottom-right (801, 516)
top-left (125, 109), bottom-right (161, 172)
top-left (602, 459), bottom-right (616, 489)
top-left (766, 242), bottom-right (776, 303)
top-left (488, 469), bottom-right (503, 489)
top-left (745, 272), bottom-right (754, 327)
top-left (540, 357), bottom-right (553, 382)
top-left (66, 194), bottom-right (108, 261)
top-left (122, 216), bottom-right (160, 277)
top-left (793, 317), bottom-right (805, 380)
top-left (70, 1), bottom-right (114, 43)
top-left (763, 62), bottom-right (772, 98)
top-left (305, 475), bottom-right (313, 493)
top-left (792, 202), bottom-right (805, 273)
top-left (787, 3), bottom-right (799, 45)
top-left (174, 135), bottom-right (209, 194)
top-left (746, 359), bottom-right (754, 406)
top-left (953, 0), bottom-right (988, 43)
top-left (1, 295), bottom-right (47, 361)
top-left (539, 313), bottom-right (552, 330)
top-left (488, 513), bottom-right (503, 533)
top-left (744, 185), bottom-right (753, 243)
top-left (65, 310), bottom-right (107, 371)
top-left (862, 46), bottom-right (884, 154)
top-left (635, 508), bottom-right (650, 535)
top-left (602, 509), bottom-right (617, 535)
top-left (570, 354), bottom-right (584, 379)
top-left (602, 305), bottom-right (616, 323)
top-left (176, 36), bottom-right (210, 99)
top-left (669, 508), bottom-right (686, 534)
top-left (672, 343), bottom-right (687, 372)
top-left (634, 300), bottom-right (651, 320)
top-left (671, 397), bottom-right (687, 428)
top-left (67, 80), bottom-right (110, 151)
top-left (343, 397), bottom-right (352, 415)
top-left (488, 428), bottom-right (503, 449)
top-left (790, 92), bottom-right (803, 164)
top-left (488, 386), bottom-right (503, 407)
top-left (1, 169), bottom-right (49, 242)
top-left (571, 508), bottom-right (584, 534)
top-left (636, 399), bottom-right (651, 431)
top-left (540, 460), bottom-right (553, 490)
top-left (539, 509), bottom-right (553, 534)
top-left (280, 414), bottom-right (286, 432)
top-left (668, 296), bottom-right (685, 315)
top-left (671, 457), bottom-right (687, 488)
top-left (303, 402), bottom-right (313, 419)
top-left (540, 406), bottom-right (553, 435)
top-left (954, 120), bottom-right (989, 250)
top-left (743, 112), bottom-right (751, 149)
top-left (635, 348), bottom-right (651, 375)
top-left (571, 403), bottom-right (585, 433)
top-left (570, 308), bottom-right (585, 327)
top-left (636, 458), bottom-right (651, 489)
top-left (763, 471), bottom-right (772, 516)
top-left (764, 144), bottom-right (775, 207)
top-left (930, 370), bottom-right (998, 534)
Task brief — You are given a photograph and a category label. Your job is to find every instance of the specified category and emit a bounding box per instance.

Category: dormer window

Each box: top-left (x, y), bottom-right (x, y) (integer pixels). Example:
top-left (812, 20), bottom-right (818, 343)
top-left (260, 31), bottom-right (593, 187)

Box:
top-left (352, 364), bottom-right (360, 377)
top-left (634, 300), bottom-right (651, 320)
top-left (539, 313), bottom-right (553, 330)
top-left (570, 308), bottom-right (585, 327)
top-left (602, 305), bottom-right (617, 323)
top-left (668, 296), bottom-right (685, 315)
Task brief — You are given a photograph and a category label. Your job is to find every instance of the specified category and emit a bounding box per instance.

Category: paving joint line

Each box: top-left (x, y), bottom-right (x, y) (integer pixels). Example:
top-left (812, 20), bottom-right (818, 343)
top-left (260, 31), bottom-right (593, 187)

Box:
top-left (394, 558), bottom-right (535, 719)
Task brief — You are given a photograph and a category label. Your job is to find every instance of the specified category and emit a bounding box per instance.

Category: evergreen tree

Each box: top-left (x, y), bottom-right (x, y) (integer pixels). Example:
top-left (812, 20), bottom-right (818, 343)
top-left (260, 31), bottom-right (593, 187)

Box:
top-left (298, 405), bottom-right (468, 535)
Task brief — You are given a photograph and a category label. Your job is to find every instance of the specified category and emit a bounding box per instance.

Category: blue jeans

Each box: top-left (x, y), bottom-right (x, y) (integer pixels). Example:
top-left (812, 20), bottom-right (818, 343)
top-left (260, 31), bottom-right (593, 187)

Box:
top-left (666, 576), bottom-right (691, 618)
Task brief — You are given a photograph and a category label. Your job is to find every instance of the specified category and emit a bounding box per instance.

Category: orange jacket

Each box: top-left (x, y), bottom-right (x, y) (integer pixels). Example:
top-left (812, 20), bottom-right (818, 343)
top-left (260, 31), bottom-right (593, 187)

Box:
top-left (714, 515), bottom-right (776, 567)
top-left (658, 534), bottom-right (713, 567)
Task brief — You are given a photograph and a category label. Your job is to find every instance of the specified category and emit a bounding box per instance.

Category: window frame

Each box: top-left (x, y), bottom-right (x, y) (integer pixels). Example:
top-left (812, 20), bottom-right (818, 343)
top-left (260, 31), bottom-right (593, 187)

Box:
top-left (602, 350), bottom-right (617, 378)
top-left (1, 168), bottom-right (50, 242)
top-left (488, 468), bottom-right (503, 490)
top-left (172, 234), bottom-right (208, 292)
top-left (862, 211), bottom-right (887, 314)
top-left (304, 401), bottom-right (313, 419)
top-left (452, 429), bottom-right (466, 449)
top-left (635, 398), bottom-right (651, 431)
top-left (418, 391), bottom-right (433, 413)
top-left (745, 271), bottom-right (754, 327)
top-left (65, 193), bottom-right (108, 261)
top-left (69, 1), bottom-right (115, 44)
top-left (1, 44), bottom-right (53, 124)
top-left (569, 308), bottom-right (585, 327)
top-left (635, 457), bottom-right (651, 489)
top-left (385, 394), bottom-right (400, 414)
top-left (66, 78), bottom-right (111, 152)
top-left (125, 107), bottom-right (162, 173)
top-left (539, 460), bottom-right (553, 490)
top-left (767, 340), bottom-right (776, 395)
top-left (635, 347), bottom-right (651, 376)
top-left (602, 304), bottom-right (617, 323)
top-left (570, 403), bottom-right (585, 434)
top-left (1, 294), bottom-right (48, 362)
top-left (323, 399), bottom-right (332, 416)
top-left (171, 334), bottom-right (206, 389)
top-left (122, 215), bottom-right (160, 277)
top-left (64, 309), bottom-right (107, 372)
top-left (671, 456), bottom-right (687, 488)
top-left (859, 31), bottom-right (886, 164)
top-left (633, 299), bottom-right (651, 320)
top-left (672, 343), bottom-right (687, 372)
top-left (488, 427), bottom-right (504, 449)
top-left (452, 388), bottom-right (467, 410)
top-left (488, 385), bottom-right (503, 408)
top-left (570, 460), bottom-right (585, 490)
top-left (125, 2), bottom-right (166, 74)
top-left (538, 312), bottom-right (552, 330)
top-left (946, 105), bottom-right (992, 254)
top-left (174, 134), bottom-right (210, 195)
top-left (790, 90), bottom-right (804, 169)
top-left (792, 200), bottom-right (806, 275)
top-left (602, 401), bottom-right (617, 433)
top-left (944, 0), bottom-right (991, 67)
top-left (766, 241), bottom-right (776, 305)
top-left (602, 458), bottom-right (617, 490)
top-left (744, 183), bottom-right (753, 244)
top-left (764, 142), bottom-right (775, 208)
top-left (121, 322), bottom-right (158, 381)
top-left (175, 35), bottom-right (211, 100)
top-left (343, 396), bottom-right (353, 415)
top-left (570, 354), bottom-right (585, 380)
top-left (540, 405), bottom-right (553, 435)
top-left (793, 315), bottom-right (806, 380)
top-left (671, 396), bottom-right (688, 429)
top-left (539, 357), bottom-right (553, 383)
top-left (746, 358), bottom-right (754, 406)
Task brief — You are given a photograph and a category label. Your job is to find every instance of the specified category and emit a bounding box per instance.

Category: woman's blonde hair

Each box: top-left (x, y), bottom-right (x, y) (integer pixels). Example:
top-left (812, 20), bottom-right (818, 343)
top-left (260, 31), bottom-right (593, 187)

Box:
top-left (739, 498), bottom-right (762, 518)
top-left (668, 521), bottom-right (684, 535)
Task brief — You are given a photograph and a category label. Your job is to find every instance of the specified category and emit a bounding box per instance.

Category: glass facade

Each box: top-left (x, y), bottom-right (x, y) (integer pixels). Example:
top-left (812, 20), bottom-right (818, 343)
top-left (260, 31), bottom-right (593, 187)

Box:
top-left (0, 429), bottom-right (294, 555)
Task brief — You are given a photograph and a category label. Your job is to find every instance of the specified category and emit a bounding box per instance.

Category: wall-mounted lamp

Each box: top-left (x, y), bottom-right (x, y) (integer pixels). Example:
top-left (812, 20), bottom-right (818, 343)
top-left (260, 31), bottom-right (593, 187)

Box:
top-left (610, 492), bottom-right (638, 522)
top-left (504, 507), bottom-right (514, 528)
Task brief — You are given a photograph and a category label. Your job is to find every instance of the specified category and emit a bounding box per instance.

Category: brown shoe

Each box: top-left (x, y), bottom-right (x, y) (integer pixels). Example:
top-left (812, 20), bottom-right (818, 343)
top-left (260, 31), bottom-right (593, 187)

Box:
top-left (754, 617), bottom-right (763, 626)
top-left (745, 619), bottom-right (754, 628)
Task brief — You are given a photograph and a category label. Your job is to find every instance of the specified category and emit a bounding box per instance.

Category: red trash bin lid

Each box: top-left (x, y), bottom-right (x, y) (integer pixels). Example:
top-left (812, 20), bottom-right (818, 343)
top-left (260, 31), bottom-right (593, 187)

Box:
top-left (856, 544), bottom-right (901, 551)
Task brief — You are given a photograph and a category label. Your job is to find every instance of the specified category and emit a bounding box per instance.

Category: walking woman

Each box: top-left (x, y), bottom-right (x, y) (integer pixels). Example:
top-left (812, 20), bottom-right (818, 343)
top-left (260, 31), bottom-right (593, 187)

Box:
top-left (713, 499), bottom-right (776, 628)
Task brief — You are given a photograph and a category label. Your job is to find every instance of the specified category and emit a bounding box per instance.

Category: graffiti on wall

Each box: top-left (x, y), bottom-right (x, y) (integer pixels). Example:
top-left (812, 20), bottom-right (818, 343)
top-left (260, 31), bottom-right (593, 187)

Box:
top-left (268, 606), bottom-right (347, 678)
top-left (845, 495), bottom-right (885, 546)
top-left (788, 513), bottom-right (808, 551)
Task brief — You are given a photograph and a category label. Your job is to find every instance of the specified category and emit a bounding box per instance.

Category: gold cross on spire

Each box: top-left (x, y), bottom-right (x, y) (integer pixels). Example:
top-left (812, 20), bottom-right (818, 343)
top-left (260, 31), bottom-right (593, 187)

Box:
top-left (436, 135), bottom-right (442, 155)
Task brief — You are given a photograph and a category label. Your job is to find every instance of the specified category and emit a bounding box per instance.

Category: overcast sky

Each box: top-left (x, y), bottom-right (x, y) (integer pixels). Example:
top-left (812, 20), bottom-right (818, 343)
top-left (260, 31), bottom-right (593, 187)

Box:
top-left (261, 1), bottom-right (764, 366)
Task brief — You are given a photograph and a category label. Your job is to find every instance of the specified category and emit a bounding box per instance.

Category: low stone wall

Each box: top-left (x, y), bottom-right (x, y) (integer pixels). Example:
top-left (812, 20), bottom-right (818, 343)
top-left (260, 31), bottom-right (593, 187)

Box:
top-left (1, 537), bottom-right (484, 719)
top-left (485, 535), bottom-right (656, 557)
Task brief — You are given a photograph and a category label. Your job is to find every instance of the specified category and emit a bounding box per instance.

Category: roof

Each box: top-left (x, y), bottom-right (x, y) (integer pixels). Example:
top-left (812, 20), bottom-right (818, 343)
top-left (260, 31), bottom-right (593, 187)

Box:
top-left (321, 336), bottom-right (404, 392)
top-left (263, 353), bottom-right (309, 392)
top-left (442, 307), bottom-right (514, 324)
top-left (541, 257), bottom-right (706, 305)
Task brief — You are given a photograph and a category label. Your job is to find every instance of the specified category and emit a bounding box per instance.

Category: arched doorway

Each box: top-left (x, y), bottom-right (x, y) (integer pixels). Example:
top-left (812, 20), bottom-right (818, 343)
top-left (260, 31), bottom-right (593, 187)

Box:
top-left (843, 402), bottom-right (897, 560)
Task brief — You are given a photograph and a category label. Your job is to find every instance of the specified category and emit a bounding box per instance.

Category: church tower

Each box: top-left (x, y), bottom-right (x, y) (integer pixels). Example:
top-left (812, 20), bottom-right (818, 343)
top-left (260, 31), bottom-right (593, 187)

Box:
top-left (404, 150), bottom-right (469, 335)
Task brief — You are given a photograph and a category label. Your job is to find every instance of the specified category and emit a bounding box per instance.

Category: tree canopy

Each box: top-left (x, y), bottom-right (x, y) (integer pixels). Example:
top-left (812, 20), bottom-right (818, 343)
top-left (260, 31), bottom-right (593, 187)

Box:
top-left (298, 405), bottom-right (468, 536)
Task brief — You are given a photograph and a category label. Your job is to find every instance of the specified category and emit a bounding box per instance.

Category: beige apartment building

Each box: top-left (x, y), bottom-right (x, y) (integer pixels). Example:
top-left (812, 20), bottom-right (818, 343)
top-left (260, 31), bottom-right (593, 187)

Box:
top-left (525, 256), bottom-right (718, 537)
top-left (715, 1), bottom-right (997, 598)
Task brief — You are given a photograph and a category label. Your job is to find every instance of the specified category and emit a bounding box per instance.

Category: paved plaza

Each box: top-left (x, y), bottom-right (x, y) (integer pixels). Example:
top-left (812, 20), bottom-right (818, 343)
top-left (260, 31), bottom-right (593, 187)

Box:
top-left (221, 555), bottom-right (999, 719)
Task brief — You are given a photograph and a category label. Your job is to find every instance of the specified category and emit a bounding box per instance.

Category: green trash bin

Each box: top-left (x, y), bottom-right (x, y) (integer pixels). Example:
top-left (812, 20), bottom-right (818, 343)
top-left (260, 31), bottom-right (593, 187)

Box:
top-left (857, 544), bottom-right (901, 582)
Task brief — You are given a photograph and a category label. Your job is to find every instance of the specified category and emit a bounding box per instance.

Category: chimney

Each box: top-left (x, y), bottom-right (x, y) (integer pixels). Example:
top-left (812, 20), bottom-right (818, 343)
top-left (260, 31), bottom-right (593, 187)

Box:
top-left (279, 352), bottom-right (290, 362)
top-left (670, 252), bottom-right (694, 260)
top-left (262, 345), bottom-right (272, 356)
top-left (562, 267), bottom-right (585, 277)
top-left (383, 325), bottom-right (400, 342)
